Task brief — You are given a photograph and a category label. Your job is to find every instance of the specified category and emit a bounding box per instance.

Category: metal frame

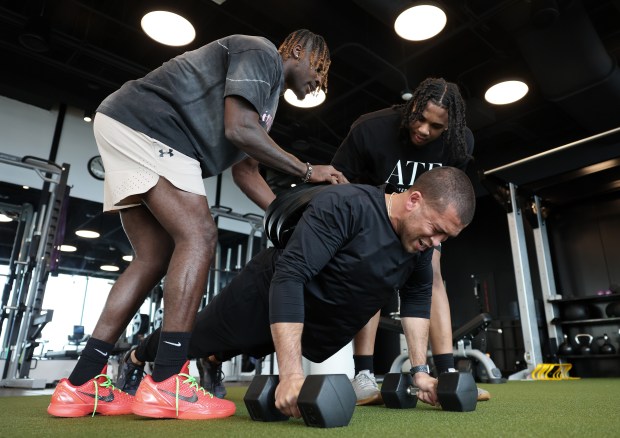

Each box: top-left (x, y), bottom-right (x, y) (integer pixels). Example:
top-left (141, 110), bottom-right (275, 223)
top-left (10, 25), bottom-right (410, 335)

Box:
top-left (505, 183), bottom-right (543, 379)
top-left (209, 206), bottom-right (265, 297)
top-left (0, 153), bottom-right (70, 388)
top-left (531, 195), bottom-right (563, 350)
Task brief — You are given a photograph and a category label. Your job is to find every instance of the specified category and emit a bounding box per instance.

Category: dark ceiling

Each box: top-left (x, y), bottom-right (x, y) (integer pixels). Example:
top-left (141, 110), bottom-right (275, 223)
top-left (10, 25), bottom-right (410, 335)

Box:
top-left (1, 0), bottom-right (620, 278)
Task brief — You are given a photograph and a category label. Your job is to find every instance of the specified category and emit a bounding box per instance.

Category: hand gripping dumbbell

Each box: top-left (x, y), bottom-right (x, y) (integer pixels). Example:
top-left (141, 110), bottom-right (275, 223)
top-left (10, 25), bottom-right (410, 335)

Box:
top-left (380, 371), bottom-right (478, 412)
top-left (243, 374), bottom-right (356, 428)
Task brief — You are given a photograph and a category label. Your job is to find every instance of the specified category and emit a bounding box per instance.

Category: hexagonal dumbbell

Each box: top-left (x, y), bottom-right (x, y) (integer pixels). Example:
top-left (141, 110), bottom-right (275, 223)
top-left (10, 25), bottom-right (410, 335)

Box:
top-left (381, 371), bottom-right (478, 412)
top-left (243, 374), bottom-right (356, 428)
top-left (380, 372), bottom-right (418, 409)
top-left (244, 375), bottom-right (289, 422)
top-left (436, 371), bottom-right (478, 412)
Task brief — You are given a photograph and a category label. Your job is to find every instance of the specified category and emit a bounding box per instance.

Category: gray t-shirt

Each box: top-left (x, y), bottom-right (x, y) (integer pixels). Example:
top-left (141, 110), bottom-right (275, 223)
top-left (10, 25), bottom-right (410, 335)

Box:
top-left (97, 35), bottom-right (285, 178)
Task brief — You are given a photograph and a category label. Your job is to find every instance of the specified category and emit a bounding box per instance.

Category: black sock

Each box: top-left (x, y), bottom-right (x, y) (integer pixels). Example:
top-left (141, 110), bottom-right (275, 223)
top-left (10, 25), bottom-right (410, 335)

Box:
top-left (151, 332), bottom-right (192, 382)
top-left (134, 330), bottom-right (161, 364)
top-left (353, 355), bottom-right (374, 375)
top-left (68, 338), bottom-right (115, 386)
top-left (433, 353), bottom-right (456, 374)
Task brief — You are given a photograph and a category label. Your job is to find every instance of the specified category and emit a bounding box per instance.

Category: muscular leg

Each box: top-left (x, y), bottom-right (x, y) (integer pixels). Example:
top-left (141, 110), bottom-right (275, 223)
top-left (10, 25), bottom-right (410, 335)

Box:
top-left (353, 312), bottom-right (380, 356)
top-left (89, 177), bottom-right (214, 380)
top-left (140, 177), bottom-right (216, 333)
top-left (91, 205), bottom-right (174, 343)
top-left (139, 177), bottom-right (216, 381)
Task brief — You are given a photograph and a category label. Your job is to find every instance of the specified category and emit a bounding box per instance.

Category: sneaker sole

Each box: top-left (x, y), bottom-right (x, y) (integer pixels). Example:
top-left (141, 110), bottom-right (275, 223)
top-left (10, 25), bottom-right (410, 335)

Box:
top-left (132, 402), bottom-right (236, 420)
top-left (356, 392), bottom-right (384, 406)
top-left (47, 403), bottom-right (131, 417)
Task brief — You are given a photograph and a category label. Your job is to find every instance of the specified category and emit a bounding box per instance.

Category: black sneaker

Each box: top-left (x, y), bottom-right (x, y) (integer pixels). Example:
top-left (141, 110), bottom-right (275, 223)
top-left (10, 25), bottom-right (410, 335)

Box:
top-left (196, 358), bottom-right (227, 399)
top-left (116, 348), bottom-right (146, 395)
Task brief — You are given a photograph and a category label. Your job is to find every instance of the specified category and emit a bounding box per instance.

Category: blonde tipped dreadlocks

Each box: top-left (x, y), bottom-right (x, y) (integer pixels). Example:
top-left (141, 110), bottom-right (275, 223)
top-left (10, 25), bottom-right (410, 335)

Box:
top-left (278, 29), bottom-right (331, 93)
top-left (395, 77), bottom-right (471, 165)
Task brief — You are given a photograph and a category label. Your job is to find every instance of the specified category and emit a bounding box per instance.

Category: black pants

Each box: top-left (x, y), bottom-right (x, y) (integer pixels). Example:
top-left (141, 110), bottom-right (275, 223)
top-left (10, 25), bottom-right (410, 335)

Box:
top-left (135, 248), bottom-right (281, 363)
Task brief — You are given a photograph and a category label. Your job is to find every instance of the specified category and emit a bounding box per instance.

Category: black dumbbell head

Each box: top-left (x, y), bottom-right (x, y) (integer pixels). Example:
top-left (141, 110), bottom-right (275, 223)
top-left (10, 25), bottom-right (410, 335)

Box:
top-left (380, 373), bottom-right (418, 409)
top-left (297, 374), bottom-right (356, 428)
top-left (243, 375), bottom-right (289, 422)
top-left (437, 372), bottom-right (478, 412)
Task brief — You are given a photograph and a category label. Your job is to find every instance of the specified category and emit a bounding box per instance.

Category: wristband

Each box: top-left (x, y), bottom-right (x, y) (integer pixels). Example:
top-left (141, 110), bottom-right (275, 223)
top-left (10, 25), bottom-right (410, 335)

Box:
top-left (410, 364), bottom-right (430, 375)
top-left (301, 162), bottom-right (313, 183)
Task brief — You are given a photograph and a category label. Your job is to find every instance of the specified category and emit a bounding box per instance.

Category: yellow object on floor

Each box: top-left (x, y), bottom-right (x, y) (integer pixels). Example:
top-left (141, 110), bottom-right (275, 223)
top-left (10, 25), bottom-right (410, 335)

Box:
top-left (530, 363), bottom-right (580, 380)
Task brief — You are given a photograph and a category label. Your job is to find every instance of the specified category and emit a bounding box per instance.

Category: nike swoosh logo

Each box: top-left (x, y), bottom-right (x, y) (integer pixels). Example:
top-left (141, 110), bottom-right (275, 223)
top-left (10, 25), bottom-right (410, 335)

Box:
top-left (163, 341), bottom-right (181, 347)
top-left (79, 391), bottom-right (115, 402)
top-left (94, 349), bottom-right (108, 357)
top-left (159, 389), bottom-right (198, 403)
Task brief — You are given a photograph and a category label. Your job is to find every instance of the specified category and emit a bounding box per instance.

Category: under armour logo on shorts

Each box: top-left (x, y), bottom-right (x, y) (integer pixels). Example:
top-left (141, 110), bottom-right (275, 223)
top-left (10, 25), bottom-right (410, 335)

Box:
top-left (159, 148), bottom-right (174, 157)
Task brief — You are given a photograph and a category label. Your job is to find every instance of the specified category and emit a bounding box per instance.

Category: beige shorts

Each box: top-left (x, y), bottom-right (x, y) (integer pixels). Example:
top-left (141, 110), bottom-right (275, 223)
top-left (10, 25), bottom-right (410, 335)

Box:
top-left (93, 113), bottom-right (206, 212)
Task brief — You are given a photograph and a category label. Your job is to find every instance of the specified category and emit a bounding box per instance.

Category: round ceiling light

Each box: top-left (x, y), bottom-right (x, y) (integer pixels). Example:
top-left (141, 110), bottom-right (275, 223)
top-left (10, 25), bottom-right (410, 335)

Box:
top-left (394, 5), bottom-right (447, 41)
top-left (100, 265), bottom-right (120, 272)
top-left (0, 213), bottom-right (13, 222)
top-left (485, 80), bottom-right (529, 105)
top-left (284, 89), bottom-right (326, 108)
top-left (75, 229), bottom-right (100, 239)
top-left (122, 255), bottom-right (134, 262)
top-left (60, 244), bottom-right (77, 252)
top-left (141, 11), bottom-right (196, 46)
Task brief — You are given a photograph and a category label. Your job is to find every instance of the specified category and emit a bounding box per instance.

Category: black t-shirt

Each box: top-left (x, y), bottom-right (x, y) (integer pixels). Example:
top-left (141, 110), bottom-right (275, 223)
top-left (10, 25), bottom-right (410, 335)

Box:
top-left (331, 107), bottom-right (474, 192)
top-left (269, 184), bottom-right (433, 362)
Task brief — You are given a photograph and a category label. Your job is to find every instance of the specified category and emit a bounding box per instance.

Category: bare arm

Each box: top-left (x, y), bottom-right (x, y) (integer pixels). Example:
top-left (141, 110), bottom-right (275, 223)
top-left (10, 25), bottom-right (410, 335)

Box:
top-left (429, 249), bottom-right (454, 355)
top-left (271, 322), bottom-right (305, 418)
top-left (401, 316), bottom-right (438, 406)
top-left (224, 96), bottom-right (347, 183)
top-left (231, 157), bottom-right (276, 210)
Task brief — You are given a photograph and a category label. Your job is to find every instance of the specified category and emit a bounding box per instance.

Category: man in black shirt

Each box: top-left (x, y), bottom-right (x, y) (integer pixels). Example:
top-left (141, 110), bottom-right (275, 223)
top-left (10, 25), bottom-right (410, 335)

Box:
top-left (121, 166), bottom-right (476, 417)
top-left (331, 77), bottom-right (489, 405)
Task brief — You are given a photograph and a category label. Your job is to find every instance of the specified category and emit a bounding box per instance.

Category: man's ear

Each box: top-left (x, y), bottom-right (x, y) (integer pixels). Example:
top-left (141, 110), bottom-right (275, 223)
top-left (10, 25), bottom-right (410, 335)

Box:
top-left (292, 44), bottom-right (302, 59)
top-left (406, 191), bottom-right (423, 211)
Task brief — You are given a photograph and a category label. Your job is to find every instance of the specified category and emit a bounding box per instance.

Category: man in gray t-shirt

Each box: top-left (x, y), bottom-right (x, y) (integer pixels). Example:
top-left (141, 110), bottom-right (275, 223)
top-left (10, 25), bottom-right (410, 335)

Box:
top-left (48, 29), bottom-right (347, 421)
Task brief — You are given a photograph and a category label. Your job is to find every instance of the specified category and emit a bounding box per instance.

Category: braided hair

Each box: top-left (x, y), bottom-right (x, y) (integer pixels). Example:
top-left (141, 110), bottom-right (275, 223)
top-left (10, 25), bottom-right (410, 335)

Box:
top-left (278, 29), bottom-right (331, 93)
top-left (396, 77), bottom-right (471, 165)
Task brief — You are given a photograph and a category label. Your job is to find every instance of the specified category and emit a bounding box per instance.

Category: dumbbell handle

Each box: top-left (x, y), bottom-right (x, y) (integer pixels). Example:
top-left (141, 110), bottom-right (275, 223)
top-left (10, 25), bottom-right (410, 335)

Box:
top-left (406, 386), bottom-right (419, 397)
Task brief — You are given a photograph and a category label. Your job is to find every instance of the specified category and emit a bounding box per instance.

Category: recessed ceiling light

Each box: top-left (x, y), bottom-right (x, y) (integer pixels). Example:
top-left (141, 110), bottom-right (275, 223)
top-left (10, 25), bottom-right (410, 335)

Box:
top-left (0, 214), bottom-right (12, 222)
top-left (284, 89), bottom-right (326, 108)
top-left (100, 265), bottom-right (120, 272)
top-left (122, 255), bottom-right (133, 262)
top-left (394, 4), bottom-right (447, 41)
top-left (141, 11), bottom-right (196, 46)
top-left (75, 229), bottom-right (100, 239)
top-left (485, 80), bottom-right (529, 105)
top-left (60, 244), bottom-right (77, 252)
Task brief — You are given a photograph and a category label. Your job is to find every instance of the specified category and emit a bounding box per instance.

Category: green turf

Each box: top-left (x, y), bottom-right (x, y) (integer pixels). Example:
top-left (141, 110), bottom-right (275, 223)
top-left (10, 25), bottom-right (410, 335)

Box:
top-left (1, 378), bottom-right (619, 437)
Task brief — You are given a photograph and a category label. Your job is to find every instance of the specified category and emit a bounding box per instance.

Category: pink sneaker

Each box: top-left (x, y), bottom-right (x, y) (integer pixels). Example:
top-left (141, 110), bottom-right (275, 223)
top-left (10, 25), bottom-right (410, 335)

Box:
top-left (132, 361), bottom-right (236, 420)
top-left (47, 366), bottom-right (134, 417)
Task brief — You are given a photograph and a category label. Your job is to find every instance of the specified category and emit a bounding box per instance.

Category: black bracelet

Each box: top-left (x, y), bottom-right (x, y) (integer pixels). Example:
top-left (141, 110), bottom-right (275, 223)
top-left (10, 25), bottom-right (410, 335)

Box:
top-left (301, 162), bottom-right (313, 183)
top-left (410, 364), bottom-right (430, 375)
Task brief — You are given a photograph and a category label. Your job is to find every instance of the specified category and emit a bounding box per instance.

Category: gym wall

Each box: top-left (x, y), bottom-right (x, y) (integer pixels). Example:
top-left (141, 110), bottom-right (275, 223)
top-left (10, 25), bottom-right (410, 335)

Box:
top-left (550, 195), bottom-right (620, 298)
